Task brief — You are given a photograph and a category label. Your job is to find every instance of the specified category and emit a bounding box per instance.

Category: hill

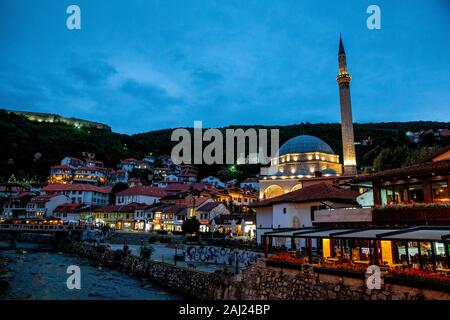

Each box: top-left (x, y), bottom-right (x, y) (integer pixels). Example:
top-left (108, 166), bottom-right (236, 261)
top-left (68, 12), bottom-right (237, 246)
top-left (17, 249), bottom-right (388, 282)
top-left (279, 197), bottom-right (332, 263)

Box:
top-left (1, 109), bottom-right (449, 182)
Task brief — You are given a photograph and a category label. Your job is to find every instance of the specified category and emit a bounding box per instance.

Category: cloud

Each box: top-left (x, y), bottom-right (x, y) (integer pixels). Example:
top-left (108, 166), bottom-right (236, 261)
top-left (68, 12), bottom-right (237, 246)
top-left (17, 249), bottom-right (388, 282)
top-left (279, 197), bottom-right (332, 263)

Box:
top-left (121, 79), bottom-right (183, 106)
top-left (67, 61), bottom-right (117, 86)
top-left (191, 68), bottom-right (223, 87)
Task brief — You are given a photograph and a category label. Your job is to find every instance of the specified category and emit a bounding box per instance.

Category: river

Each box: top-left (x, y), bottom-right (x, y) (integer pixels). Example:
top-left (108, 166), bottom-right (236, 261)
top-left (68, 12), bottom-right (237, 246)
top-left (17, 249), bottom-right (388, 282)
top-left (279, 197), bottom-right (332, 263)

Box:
top-left (0, 242), bottom-right (183, 300)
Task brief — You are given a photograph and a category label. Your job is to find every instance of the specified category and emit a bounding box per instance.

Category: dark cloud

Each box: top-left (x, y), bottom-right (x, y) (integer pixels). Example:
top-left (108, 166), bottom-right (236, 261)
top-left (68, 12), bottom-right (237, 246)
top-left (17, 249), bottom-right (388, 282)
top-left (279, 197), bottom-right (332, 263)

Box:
top-left (191, 69), bottom-right (223, 87)
top-left (121, 79), bottom-right (182, 106)
top-left (67, 61), bottom-right (117, 86)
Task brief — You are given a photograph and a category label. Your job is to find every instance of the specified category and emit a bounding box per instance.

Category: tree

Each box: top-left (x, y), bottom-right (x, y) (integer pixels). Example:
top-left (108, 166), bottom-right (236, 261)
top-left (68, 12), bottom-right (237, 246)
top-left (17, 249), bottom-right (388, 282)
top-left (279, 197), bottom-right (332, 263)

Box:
top-left (182, 217), bottom-right (200, 235)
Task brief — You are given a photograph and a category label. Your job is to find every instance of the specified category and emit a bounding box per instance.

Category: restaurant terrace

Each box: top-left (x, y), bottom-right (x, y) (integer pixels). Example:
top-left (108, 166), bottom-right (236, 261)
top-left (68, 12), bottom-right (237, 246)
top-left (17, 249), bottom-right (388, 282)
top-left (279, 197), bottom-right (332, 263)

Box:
top-left (262, 226), bottom-right (450, 274)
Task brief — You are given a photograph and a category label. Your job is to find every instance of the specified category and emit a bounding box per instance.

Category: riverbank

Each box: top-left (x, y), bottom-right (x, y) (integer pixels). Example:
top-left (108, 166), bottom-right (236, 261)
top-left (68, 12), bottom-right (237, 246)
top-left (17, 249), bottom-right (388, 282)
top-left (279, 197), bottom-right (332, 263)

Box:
top-left (0, 241), bottom-right (184, 300)
top-left (66, 241), bottom-right (450, 300)
top-left (65, 241), bottom-right (233, 299)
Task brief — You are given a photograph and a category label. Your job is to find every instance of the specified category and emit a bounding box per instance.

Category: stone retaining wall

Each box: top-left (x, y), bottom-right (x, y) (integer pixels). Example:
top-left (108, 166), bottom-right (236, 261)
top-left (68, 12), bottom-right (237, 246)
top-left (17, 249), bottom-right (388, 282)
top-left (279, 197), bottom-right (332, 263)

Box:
top-left (230, 261), bottom-right (450, 300)
top-left (65, 242), bottom-right (230, 299)
top-left (0, 233), bottom-right (52, 245)
top-left (65, 242), bottom-right (450, 300)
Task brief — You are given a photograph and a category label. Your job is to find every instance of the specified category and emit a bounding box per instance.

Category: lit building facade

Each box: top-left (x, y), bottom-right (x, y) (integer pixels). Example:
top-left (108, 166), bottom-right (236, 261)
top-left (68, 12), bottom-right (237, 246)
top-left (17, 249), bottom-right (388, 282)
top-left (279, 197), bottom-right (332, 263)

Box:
top-left (259, 135), bottom-right (343, 199)
top-left (259, 36), bottom-right (357, 199)
top-left (337, 35), bottom-right (357, 175)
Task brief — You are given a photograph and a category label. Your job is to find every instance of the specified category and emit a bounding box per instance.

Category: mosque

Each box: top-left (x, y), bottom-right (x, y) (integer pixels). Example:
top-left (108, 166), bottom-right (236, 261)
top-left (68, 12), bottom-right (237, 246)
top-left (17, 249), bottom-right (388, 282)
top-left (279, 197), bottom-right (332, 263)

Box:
top-left (259, 36), bottom-right (357, 199)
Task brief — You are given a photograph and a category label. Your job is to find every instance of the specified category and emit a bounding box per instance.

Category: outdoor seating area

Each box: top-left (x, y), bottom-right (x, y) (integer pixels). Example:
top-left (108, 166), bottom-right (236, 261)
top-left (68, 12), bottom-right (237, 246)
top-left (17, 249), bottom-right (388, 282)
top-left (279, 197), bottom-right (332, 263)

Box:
top-left (263, 226), bottom-right (450, 279)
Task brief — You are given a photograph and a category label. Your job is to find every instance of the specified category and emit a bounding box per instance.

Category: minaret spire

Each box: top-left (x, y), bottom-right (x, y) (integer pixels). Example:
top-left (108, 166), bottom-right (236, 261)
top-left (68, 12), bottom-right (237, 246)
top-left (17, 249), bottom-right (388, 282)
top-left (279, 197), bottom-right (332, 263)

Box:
top-left (336, 34), bottom-right (357, 175)
top-left (339, 33), bottom-right (345, 55)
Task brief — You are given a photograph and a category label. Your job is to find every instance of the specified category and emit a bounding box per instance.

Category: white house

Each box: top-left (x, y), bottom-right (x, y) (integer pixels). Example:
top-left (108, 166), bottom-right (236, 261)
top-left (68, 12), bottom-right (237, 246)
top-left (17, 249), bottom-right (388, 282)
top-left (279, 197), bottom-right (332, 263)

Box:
top-left (195, 201), bottom-right (230, 229)
top-left (118, 158), bottom-right (138, 172)
top-left (60, 156), bottom-right (84, 168)
top-left (42, 184), bottom-right (111, 206)
top-left (53, 203), bottom-right (90, 223)
top-left (240, 177), bottom-right (260, 191)
top-left (26, 194), bottom-right (70, 218)
top-left (254, 182), bottom-right (359, 245)
top-left (115, 186), bottom-right (167, 205)
top-left (201, 176), bottom-right (226, 188)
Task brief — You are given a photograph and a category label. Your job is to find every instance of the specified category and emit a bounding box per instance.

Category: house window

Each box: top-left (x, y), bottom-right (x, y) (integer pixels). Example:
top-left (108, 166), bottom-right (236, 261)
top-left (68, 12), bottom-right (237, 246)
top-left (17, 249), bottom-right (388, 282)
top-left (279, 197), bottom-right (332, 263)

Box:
top-left (283, 208), bottom-right (287, 214)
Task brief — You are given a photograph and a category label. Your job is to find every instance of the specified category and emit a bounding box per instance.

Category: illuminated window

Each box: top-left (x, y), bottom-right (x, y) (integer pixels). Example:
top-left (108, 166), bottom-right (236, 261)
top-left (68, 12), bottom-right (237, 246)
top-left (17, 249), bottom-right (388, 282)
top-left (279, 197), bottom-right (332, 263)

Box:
top-left (431, 181), bottom-right (449, 202)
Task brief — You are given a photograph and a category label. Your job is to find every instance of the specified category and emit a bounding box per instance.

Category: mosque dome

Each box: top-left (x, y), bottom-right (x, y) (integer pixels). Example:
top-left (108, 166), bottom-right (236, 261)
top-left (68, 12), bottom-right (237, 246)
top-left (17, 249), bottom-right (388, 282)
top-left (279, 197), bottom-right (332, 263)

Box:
top-left (278, 135), bottom-right (335, 156)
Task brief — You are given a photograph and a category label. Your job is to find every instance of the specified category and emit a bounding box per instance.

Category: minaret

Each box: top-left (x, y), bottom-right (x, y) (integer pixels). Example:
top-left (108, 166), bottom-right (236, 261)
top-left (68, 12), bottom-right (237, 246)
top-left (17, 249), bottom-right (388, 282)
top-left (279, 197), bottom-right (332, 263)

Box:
top-left (337, 34), bottom-right (357, 175)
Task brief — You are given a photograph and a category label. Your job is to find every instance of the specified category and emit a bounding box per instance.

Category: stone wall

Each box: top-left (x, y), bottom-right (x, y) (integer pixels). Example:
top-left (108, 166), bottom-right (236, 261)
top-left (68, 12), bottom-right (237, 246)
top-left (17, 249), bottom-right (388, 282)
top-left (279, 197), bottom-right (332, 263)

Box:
top-left (225, 261), bottom-right (450, 300)
top-left (65, 242), bottom-right (450, 300)
top-left (65, 242), bottom-right (229, 299)
top-left (0, 233), bottom-right (52, 245)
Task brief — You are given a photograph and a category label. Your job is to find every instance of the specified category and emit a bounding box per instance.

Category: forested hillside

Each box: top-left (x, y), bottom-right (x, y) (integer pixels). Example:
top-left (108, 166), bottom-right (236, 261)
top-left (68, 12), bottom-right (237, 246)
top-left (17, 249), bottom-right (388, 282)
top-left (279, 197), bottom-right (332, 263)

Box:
top-left (1, 109), bottom-right (449, 182)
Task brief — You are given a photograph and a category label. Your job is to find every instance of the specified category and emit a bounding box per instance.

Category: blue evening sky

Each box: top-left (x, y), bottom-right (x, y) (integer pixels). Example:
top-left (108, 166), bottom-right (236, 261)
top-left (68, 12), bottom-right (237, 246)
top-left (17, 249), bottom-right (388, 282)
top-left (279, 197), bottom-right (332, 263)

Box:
top-left (0, 0), bottom-right (449, 133)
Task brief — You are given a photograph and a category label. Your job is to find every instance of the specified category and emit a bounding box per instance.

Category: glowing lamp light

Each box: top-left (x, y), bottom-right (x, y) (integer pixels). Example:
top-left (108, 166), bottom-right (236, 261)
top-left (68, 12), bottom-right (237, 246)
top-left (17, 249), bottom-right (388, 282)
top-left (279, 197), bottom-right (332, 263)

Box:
top-left (344, 159), bottom-right (357, 166)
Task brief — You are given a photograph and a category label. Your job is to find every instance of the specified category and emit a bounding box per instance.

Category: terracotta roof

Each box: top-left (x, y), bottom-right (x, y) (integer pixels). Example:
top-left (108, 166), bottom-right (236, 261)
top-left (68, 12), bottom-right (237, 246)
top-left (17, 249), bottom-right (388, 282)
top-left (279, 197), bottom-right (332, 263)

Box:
top-left (164, 204), bottom-right (189, 216)
top-left (352, 160), bottom-right (450, 182)
top-left (93, 202), bottom-right (151, 213)
top-left (66, 157), bottom-right (82, 162)
top-left (253, 182), bottom-right (359, 208)
top-left (75, 166), bottom-right (106, 171)
top-left (116, 186), bottom-right (167, 197)
top-left (29, 194), bottom-right (63, 203)
top-left (426, 145), bottom-right (450, 162)
top-left (122, 158), bottom-right (138, 163)
top-left (43, 184), bottom-right (112, 193)
top-left (196, 202), bottom-right (222, 212)
top-left (164, 183), bottom-right (206, 193)
top-left (54, 203), bottom-right (90, 213)
top-left (51, 165), bottom-right (73, 170)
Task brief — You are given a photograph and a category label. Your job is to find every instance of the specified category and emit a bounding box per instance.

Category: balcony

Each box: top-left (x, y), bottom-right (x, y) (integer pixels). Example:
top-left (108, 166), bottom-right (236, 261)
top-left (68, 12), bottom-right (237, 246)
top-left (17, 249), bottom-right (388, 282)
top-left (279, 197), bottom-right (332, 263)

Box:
top-left (313, 207), bottom-right (373, 225)
top-left (313, 204), bottom-right (450, 226)
top-left (372, 204), bottom-right (450, 225)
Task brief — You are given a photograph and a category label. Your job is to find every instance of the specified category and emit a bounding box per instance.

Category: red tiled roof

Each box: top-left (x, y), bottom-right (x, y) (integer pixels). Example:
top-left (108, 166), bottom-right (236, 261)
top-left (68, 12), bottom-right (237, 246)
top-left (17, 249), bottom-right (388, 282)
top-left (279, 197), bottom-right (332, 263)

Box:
top-left (29, 194), bottom-right (61, 203)
top-left (75, 166), bottom-right (106, 171)
top-left (352, 160), bottom-right (450, 182)
top-left (196, 202), bottom-right (222, 212)
top-left (93, 202), bottom-right (153, 213)
top-left (43, 184), bottom-right (112, 194)
top-left (164, 183), bottom-right (206, 193)
top-left (54, 203), bottom-right (90, 213)
top-left (116, 186), bottom-right (167, 197)
top-left (121, 158), bottom-right (138, 163)
top-left (66, 156), bottom-right (82, 162)
top-left (51, 165), bottom-right (73, 170)
top-left (253, 182), bottom-right (359, 207)
top-left (8, 192), bottom-right (34, 202)
top-left (426, 145), bottom-right (450, 162)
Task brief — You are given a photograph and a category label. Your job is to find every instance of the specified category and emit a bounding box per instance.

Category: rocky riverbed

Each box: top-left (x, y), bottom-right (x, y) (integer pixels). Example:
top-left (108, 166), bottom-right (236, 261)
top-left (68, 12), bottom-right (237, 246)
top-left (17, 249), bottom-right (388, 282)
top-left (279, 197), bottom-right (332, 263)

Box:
top-left (0, 241), bottom-right (183, 300)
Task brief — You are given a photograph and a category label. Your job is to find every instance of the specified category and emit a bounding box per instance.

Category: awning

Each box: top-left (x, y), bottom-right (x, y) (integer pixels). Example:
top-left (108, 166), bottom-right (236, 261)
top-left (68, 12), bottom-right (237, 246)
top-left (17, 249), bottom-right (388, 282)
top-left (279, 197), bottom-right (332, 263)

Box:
top-left (263, 226), bottom-right (450, 242)
top-left (329, 228), bottom-right (400, 239)
top-left (376, 227), bottom-right (450, 241)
